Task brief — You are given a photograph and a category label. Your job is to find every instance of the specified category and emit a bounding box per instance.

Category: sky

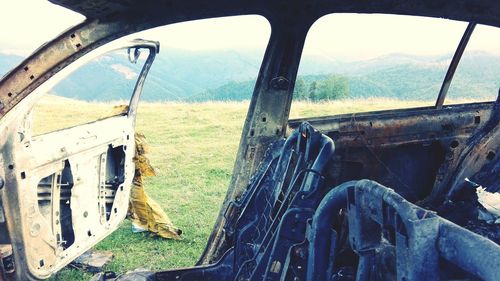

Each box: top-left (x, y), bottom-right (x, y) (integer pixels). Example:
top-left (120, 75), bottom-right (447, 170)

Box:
top-left (0, 1), bottom-right (499, 60)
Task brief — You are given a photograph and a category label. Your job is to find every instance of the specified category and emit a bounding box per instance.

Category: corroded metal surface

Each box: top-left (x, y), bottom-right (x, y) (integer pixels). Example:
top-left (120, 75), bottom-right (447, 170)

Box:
top-left (0, 41), bottom-right (157, 280)
top-left (289, 102), bottom-right (496, 204)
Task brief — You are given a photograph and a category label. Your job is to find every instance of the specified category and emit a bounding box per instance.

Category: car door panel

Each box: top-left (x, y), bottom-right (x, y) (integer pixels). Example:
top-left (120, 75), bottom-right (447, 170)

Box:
top-left (0, 40), bottom-right (158, 280)
top-left (3, 115), bottom-right (133, 279)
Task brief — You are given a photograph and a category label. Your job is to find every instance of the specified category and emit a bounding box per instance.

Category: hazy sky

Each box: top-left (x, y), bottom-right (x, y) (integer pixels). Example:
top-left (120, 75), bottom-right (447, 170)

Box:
top-left (1, 1), bottom-right (499, 60)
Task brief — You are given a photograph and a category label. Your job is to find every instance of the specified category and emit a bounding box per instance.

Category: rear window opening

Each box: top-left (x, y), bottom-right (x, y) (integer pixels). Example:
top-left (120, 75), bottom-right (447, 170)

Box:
top-left (290, 14), bottom-right (499, 119)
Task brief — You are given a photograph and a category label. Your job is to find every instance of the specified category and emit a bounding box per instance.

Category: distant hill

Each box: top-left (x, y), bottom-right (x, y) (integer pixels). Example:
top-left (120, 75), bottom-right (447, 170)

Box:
top-left (1, 49), bottom-right (498, 102)
top-left (0, 48), bottom-right (263, 101)
top-left (192, 52), bottom-right (499, 102)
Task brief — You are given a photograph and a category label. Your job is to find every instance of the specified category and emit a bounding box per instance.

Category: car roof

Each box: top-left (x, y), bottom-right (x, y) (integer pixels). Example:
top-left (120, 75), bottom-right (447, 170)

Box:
top-left (50, 0), bottom-right (500, 27)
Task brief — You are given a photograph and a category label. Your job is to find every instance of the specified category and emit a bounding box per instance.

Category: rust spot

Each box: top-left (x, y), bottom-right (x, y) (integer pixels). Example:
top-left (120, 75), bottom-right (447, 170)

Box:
top-left (486, 151), bottom-right (495, 161)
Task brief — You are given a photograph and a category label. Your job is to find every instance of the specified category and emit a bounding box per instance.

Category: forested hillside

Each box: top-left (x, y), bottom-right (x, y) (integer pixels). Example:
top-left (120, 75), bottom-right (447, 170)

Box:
top-left (191, 52), bottom-right (499, 102)
top-left (1, 50), bottom-right (498, 102)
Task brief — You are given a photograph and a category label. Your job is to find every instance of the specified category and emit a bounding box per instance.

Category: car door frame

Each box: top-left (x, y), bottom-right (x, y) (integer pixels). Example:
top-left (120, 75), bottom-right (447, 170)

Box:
top-left (0, 39), bottom-right (158, 280)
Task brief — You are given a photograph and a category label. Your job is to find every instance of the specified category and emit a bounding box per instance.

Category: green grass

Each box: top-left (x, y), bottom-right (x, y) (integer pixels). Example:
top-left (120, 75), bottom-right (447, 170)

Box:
top-left (33, 97), bottom-right (435, 280)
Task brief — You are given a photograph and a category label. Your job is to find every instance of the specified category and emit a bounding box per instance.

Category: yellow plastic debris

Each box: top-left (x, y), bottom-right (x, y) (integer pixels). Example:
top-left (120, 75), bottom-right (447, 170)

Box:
top-left (128, 133), bottom-right (182, 239)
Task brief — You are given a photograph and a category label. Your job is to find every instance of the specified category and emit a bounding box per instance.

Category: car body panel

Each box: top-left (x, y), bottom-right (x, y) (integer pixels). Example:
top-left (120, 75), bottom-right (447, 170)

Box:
top-left (0, 39), bottom-right (158, 280)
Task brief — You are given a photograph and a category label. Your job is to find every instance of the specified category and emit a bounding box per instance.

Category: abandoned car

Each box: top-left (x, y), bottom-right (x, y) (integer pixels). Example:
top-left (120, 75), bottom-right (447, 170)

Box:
top-left (0, 0), bottom-right (499, 280)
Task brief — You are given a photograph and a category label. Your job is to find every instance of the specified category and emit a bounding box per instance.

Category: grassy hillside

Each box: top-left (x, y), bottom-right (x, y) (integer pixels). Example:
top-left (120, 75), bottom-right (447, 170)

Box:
top-left (30, 97), bottom-right (441, 280)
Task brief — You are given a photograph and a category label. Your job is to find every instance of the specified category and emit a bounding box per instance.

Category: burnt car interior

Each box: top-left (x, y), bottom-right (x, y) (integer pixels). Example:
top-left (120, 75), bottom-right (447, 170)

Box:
top-left (0, 0), bottom-right (499, 281)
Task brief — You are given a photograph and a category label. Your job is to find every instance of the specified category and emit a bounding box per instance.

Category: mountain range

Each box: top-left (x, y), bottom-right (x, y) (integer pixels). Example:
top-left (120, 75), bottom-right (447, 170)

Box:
top-left (1, 48), bottom-right (498, 102)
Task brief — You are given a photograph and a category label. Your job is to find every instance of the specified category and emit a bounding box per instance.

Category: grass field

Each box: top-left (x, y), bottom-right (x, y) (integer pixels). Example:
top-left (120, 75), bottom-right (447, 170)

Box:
top-left (31, 97), bottom-right (435, 280)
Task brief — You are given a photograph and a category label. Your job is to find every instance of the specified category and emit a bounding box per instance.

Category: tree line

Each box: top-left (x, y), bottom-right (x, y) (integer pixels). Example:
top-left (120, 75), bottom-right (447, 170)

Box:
top-left (294, 75), bottom-right (350, 101)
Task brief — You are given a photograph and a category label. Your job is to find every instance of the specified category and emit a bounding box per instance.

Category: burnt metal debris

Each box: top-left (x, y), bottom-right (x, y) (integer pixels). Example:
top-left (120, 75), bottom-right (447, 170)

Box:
top-left (153, 123), bottom-right (500, 281)
top-left (0, 0), bottom-right (499, 280)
